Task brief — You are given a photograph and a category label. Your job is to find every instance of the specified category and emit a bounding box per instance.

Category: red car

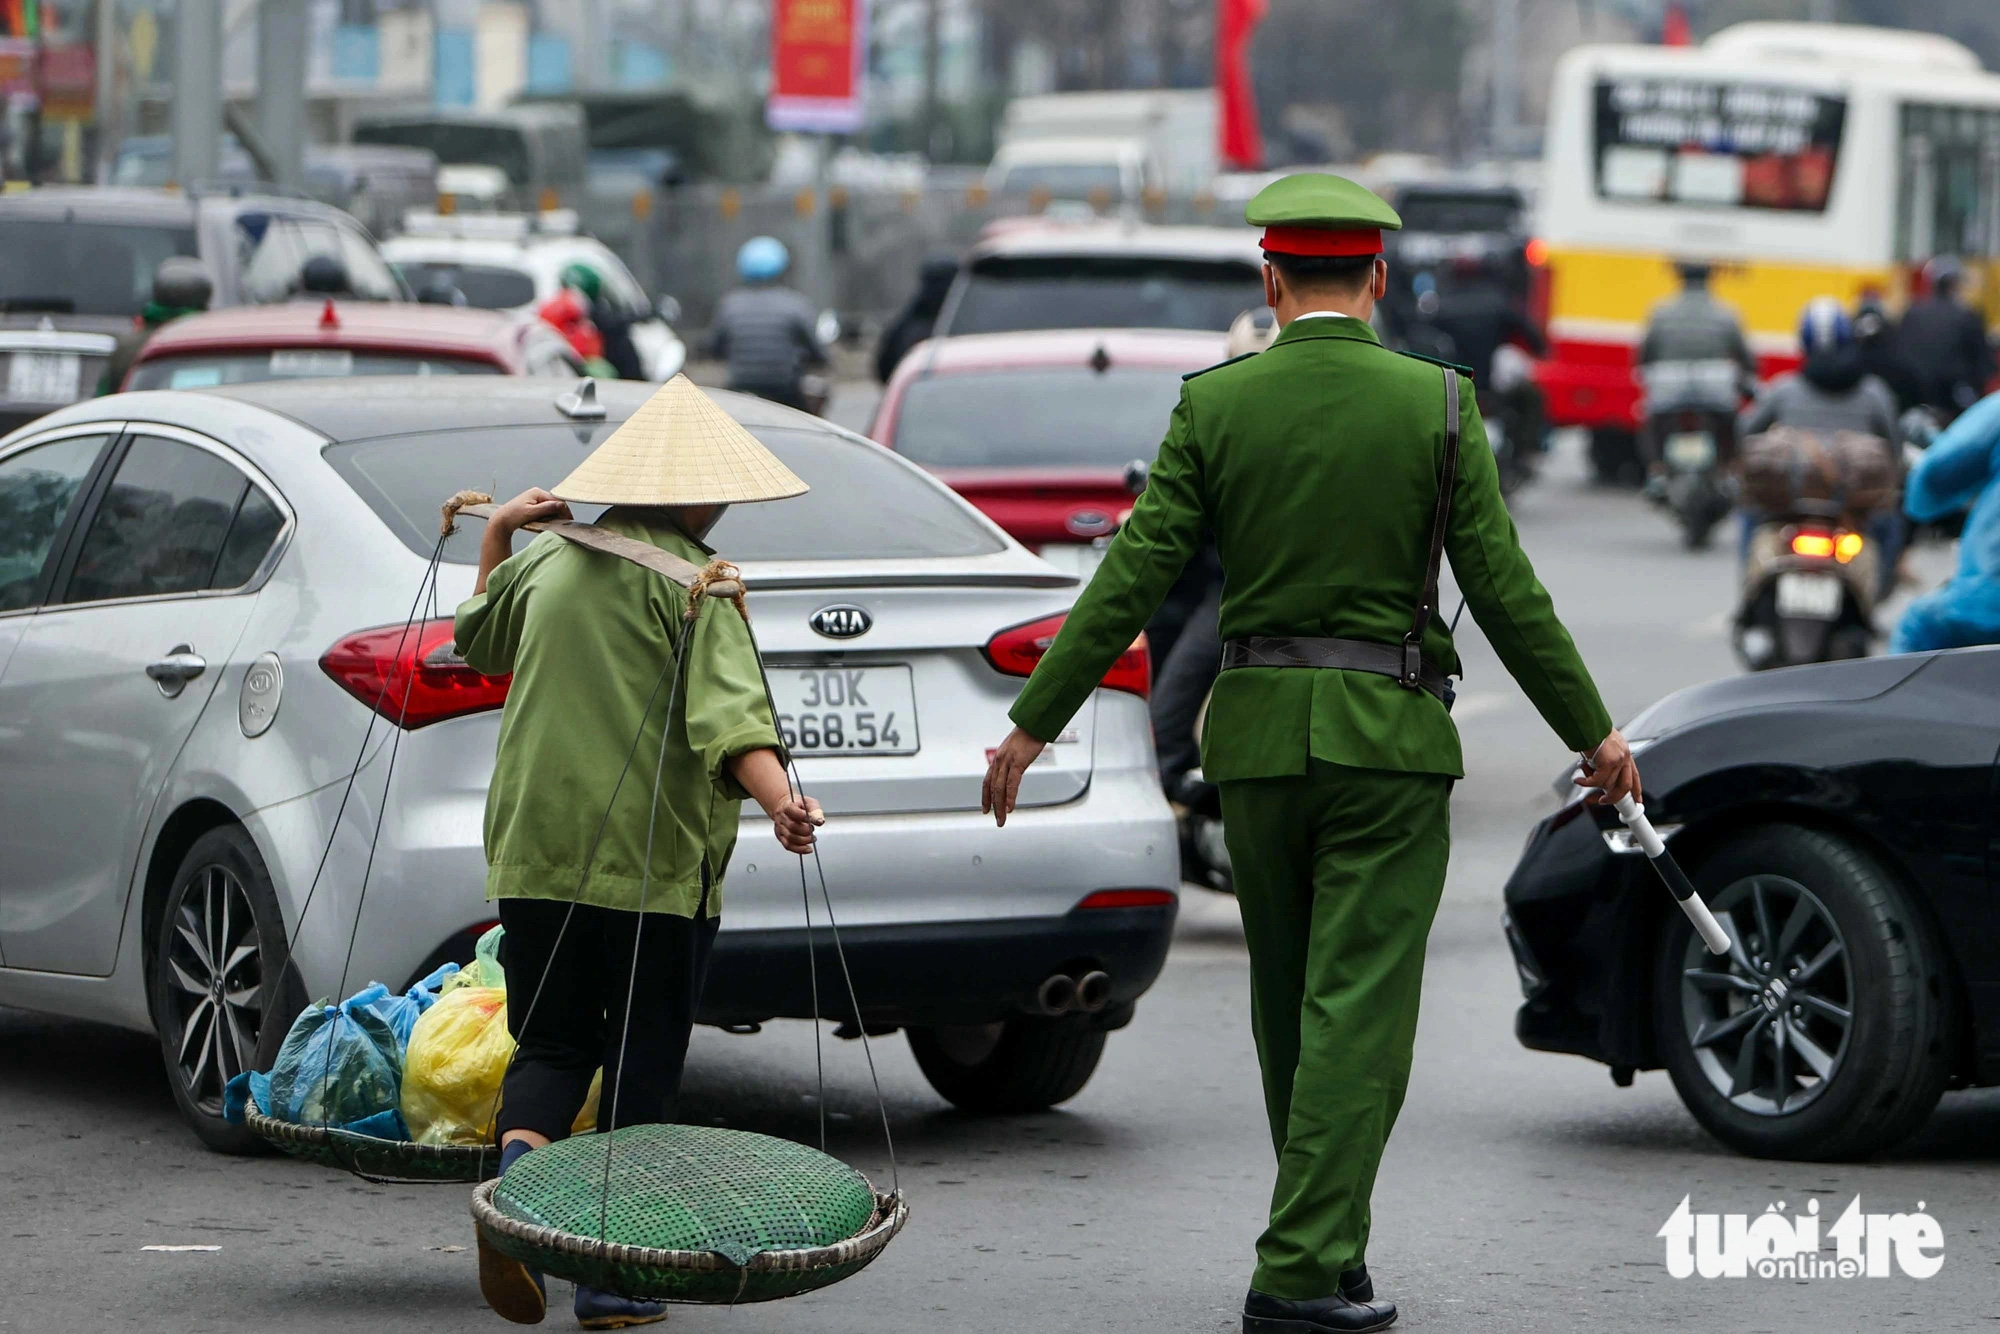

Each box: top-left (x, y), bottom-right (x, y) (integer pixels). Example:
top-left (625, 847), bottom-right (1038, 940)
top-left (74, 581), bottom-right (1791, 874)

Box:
top-left (869, 328), bottom-right (1228, 577)
top-left (123, 300), bottom-right (585, 390)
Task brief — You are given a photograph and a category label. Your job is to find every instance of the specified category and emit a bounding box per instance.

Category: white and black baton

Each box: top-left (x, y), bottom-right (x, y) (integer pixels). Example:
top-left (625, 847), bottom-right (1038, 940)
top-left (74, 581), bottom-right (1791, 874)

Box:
top-left (1612, 793), bottom-right (1730, 956)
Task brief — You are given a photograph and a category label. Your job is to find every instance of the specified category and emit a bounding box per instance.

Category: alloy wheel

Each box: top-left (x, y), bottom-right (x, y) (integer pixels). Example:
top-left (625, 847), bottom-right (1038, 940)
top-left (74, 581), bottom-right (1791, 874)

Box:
top-left (161, 865), bottom-right (266, 1116)
top-left (1679, 874), bottom-right (1853, 1117)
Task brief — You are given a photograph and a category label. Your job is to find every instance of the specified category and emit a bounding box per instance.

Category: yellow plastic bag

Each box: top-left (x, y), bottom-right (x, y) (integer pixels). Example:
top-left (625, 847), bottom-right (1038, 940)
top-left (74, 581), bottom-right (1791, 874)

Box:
top-left (400, 985), bottom-right (603, 1144)
top-left (401, 986), bottom-right (513, 1146)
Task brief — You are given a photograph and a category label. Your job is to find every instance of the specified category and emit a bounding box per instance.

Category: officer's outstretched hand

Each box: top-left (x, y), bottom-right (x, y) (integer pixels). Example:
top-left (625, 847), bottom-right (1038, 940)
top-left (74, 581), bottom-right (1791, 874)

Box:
top-left (1574, 729), bottom-right (1641, 806)
top-left (983, 728), bottom-right (1048, 828)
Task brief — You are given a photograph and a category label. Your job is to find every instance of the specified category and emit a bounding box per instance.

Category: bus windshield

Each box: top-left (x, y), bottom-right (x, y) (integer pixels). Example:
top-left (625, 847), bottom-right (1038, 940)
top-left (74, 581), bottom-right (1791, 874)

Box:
top-left (1594, 76), bottom-right (1846, 213)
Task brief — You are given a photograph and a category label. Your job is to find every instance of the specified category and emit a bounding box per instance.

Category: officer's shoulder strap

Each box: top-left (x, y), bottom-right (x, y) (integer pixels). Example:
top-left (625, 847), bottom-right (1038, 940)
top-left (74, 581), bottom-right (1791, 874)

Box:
top-left (1181, 351), bottom-right (1260, 382)
top-left (1391, 347), bottom-right (1476, 380)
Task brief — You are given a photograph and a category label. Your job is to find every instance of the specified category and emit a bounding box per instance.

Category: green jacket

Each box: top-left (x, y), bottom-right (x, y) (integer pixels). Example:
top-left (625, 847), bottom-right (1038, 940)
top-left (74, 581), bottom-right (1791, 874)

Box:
top-left (455, 511), bottom-right (780, 916)
top-left (1009, 316), bottom-right (1613, 781)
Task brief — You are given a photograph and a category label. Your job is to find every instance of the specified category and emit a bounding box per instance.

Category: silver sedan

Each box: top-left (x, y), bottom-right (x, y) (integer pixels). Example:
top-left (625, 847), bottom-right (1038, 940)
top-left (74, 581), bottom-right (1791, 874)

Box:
top-left (0, 377), bottom-right (1179, 1150)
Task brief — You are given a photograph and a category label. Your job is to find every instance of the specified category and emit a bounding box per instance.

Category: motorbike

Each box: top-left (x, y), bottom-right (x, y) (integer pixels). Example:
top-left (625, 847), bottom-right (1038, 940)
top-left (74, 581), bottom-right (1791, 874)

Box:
top-left (1483, 344), bottom-right (1545, 497)
top-left (1640, 359), bottom-right (1746, 549)
top-left (1734, 512), bottom-right (1876, 669)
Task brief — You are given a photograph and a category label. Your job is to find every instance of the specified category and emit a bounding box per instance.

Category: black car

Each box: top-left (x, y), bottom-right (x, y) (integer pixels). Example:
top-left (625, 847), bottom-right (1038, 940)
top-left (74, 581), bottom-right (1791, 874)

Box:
top-left (0, 187), bottom-right (408, 435)
top-left (1503, 650), bottom-right (1997, 1160)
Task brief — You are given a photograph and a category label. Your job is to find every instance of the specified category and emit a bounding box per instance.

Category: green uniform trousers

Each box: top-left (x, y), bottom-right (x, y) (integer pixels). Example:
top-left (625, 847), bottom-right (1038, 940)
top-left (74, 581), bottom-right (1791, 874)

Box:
top-left (1220, 760), bottom-right (1452, 1299)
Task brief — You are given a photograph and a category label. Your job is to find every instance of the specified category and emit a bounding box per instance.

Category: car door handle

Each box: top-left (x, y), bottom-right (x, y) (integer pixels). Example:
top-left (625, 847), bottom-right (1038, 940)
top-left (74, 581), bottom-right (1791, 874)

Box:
top-left (146, 648), bottom-right (207, 696)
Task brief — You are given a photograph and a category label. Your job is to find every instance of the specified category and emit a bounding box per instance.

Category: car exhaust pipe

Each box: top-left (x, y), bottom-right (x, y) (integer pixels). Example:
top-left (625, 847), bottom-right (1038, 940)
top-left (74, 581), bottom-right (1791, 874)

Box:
top-left (1034, 973), bottom-right (1078, 1016)
top-left (1075, 971), bottom-right (1112, 1014)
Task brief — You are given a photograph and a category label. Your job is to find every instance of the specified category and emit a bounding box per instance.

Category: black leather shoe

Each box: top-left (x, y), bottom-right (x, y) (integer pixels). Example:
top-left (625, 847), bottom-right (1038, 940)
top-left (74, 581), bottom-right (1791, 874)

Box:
top-left (1243, 1288), bottom-right (1397, 1333)
top-left (1338, 1265), bottom-right (1372, 1303)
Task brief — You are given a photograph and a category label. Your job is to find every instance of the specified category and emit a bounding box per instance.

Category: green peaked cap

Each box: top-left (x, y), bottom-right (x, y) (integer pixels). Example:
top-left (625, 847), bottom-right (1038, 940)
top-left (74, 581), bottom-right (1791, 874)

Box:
top-left (1245, 172), bottom-right (1403, 233)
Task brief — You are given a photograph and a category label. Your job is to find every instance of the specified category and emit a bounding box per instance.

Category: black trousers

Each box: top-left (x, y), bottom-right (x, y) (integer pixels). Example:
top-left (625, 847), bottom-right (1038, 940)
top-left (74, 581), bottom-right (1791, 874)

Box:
top-left (495, 896), bottom-right (719, 1143)
top-left (1149, 586), bottom-right (1220, 794)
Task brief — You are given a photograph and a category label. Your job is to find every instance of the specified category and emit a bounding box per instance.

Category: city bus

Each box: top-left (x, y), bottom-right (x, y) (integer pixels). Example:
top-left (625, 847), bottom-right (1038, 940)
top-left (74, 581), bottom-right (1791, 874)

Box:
top-left (1534, 22), bottom-right (2000, 478)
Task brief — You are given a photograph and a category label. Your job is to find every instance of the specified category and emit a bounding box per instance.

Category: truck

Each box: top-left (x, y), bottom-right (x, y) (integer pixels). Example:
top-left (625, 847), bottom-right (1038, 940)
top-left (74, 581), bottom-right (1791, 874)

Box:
top-left (985, 90), bottom-right (1219, 204)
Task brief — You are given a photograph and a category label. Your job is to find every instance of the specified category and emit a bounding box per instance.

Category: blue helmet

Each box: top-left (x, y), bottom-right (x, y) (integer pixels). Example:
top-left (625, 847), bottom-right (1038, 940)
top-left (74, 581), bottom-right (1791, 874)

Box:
top-left (737, 236), bottom-right (790, 283)
top-left (1799, 296), bottom-right (1853, 356)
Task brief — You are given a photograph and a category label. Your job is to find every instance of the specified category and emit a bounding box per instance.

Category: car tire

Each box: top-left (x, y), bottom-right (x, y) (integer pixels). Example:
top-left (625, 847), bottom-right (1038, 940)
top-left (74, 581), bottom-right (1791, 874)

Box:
top-left (907, 1018), bottom-right (1107, 1114)
top-left (149, 825), bottom-right (300, 1154)
top-left (1653, 825), bottom-right (1953, 1161)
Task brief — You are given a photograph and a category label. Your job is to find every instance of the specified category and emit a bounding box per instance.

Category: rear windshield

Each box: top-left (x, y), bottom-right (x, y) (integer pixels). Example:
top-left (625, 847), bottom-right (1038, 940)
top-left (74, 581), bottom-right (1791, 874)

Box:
top-left (0, 220), bottom-right (199, 316)
top-left (326, 423), bottom-right (1006, 564)
top-left (127, 351), bottom-right (503, 391)
top-left (1394, 192), bottom-right (1523, 234)
top-left (996, 163), bottom-right (1126, 198)
top-left (392, 261), bottom-right (537, 309)
top-left (892, 368), bottom-right (1187, 469)
top-left (947, 256), bottom-right (1264, 335)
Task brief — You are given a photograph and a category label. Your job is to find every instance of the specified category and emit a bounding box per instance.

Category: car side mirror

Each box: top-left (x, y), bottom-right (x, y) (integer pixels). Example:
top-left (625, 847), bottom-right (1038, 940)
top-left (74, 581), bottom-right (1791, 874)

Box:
top-left (655, 294), bottom-right (682, 325)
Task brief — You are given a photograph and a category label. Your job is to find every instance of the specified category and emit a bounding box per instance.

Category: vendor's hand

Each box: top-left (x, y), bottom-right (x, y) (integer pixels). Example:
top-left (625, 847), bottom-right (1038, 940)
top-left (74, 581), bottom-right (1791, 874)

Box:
top-left (1574, 729), bottom-right (1641, 807)
top-left (982, 727), bottom-right (1048, 828)
top-left (494, 487), bottom-right (570, 533)
top-left (773, 795), bottom-right (823, 855)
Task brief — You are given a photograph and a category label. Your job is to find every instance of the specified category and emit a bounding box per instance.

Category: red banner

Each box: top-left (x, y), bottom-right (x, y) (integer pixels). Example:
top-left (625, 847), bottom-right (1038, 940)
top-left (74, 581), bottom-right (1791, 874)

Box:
top-left (768, 0), bottom-right (869, 135)
top-left (1217, 0), bottom-right (1267, 170)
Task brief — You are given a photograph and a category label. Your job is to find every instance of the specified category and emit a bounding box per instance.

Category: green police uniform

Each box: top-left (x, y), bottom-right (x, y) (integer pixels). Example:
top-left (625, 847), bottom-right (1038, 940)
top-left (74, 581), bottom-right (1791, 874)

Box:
top-left (1008, 174), bottom-right (1613, 1300)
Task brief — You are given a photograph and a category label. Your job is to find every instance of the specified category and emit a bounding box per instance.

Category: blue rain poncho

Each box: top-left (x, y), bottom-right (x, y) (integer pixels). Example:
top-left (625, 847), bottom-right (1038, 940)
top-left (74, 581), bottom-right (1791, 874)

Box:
top-left (1894, 392), bottom-right (2000, 654)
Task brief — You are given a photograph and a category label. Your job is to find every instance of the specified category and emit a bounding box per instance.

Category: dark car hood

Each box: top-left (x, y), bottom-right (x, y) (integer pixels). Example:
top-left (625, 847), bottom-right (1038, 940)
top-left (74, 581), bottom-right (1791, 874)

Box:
top-left (1623, 654), bottom-right (1933, 742)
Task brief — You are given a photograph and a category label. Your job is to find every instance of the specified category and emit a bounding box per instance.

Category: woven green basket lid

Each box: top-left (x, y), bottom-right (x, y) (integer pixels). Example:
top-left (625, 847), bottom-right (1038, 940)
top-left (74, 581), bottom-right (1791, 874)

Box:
top-left (493, 1125), bottom-right (878, 1266)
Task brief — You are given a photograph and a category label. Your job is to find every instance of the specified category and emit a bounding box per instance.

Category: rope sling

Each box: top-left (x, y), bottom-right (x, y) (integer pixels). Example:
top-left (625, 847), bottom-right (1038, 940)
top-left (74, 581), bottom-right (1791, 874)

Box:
top-left (243, 493), bottom-right (907, 1300)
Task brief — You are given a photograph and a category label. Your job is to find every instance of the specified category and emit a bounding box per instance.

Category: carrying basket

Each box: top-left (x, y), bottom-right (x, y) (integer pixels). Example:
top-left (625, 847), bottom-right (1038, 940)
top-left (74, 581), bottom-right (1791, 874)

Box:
top-left (244, 1090), bottom-right (497, 1184)
top-left (469, 1124), bottom-right (906, 1304)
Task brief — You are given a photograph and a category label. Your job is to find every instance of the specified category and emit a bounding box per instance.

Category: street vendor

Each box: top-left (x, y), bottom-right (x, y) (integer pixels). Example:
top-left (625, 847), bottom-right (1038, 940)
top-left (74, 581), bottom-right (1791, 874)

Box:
top-left (455, 375), bottom-right (823, 1329)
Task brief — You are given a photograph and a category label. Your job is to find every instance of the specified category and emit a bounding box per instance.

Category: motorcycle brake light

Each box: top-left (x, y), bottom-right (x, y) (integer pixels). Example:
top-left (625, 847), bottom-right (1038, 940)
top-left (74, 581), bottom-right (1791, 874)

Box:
top-left (985, 613), bottom-right (1150, 698)
top-left (1790, 531), bottom-right (1837, 559)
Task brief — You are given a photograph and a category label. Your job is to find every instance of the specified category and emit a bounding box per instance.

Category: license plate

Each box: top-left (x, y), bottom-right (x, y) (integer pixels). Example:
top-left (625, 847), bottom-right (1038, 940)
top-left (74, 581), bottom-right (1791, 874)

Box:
top-left (769, 665), bottom-right (919, 756)
top-left (1776, 571), bottom-right (1842, 620)
top-left (1665, 431), bottom-right (1716, 470)
top-left (270, 349), bottom-right (354, 377)
top-left (8, 351), bottom-right (81, 403)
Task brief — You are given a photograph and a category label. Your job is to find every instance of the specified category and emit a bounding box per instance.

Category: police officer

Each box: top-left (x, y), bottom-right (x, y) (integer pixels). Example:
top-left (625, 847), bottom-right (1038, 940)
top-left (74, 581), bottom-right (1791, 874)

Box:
top-left (981, 174), bottom-right (1639, 1334)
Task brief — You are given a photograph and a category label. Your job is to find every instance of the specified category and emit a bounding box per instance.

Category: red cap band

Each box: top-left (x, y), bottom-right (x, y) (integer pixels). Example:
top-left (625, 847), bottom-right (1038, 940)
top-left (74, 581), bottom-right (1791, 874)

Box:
top-left (1260, 226), bottom-right (1384, 257)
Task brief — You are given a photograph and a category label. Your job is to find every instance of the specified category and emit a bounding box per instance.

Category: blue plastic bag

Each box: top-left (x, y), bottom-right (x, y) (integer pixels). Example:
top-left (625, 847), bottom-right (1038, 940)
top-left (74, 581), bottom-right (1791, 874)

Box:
top-left (222, 965), bottom-right (459, 1132)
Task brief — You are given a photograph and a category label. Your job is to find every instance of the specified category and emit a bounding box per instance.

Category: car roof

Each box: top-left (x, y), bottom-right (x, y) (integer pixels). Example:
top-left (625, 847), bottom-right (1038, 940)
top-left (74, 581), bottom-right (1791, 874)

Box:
top-left (970, 221), bottom-right (1264, 264)
top-left (904, 328), bottom-right (1230, 375)
top-left (195, 375), bottom-right (818, 443)
top-left (0, 186), bottom-right (196, 225)
top-left (134, 301), bottom-right (531, 363)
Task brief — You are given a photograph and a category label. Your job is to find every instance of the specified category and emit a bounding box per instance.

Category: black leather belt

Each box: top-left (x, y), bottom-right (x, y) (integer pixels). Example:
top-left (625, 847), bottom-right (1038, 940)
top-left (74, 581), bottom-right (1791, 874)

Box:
top-left (1219, 635), bottom-right (1452, 703)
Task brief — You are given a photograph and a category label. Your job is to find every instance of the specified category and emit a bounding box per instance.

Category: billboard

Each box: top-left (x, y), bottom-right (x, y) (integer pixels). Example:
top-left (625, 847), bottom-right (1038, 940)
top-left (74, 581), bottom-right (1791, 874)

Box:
top-left (768, 0), bottom-right (868, 135)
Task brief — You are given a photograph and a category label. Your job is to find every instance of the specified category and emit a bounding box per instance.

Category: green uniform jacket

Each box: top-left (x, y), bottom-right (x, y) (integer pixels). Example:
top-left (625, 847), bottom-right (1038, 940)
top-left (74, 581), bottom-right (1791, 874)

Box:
top-left (455, 511), bottom-right (781, 916)
top-left (1009, 316), bottom-right (1613, 780)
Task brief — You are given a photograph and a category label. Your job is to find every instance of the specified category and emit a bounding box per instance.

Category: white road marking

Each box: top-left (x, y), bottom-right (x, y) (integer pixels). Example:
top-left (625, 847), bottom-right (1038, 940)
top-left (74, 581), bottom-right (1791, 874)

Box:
top-left (141, 1245), bottom-right (220, 1252)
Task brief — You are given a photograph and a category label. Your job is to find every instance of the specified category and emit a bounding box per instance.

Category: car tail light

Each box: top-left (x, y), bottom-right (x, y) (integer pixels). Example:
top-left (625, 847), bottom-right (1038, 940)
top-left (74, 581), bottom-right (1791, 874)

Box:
top-left (321, 617), bottom-right (511, 729)
top-left (984, 613), bottom-right (1150, 698)
top-left (1076, 888), bottom-right (1176, 910)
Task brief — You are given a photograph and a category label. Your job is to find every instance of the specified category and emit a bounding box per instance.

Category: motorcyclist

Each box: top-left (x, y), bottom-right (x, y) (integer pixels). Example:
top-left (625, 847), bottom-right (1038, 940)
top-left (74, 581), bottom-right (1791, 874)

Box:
top-left (560, 260), bottom-right (644, 381)
top-left (1853, 287), bottom-right (1923, 413)
top-left (97, 257), bottom-right (212, 394)
top-left (1636, 260), bottom-right (1756, 493)
top-left (1737, 297), bottom-right (1902, 587)
top-left (874, 254), bottom-right (958, 383)
top-left (1891, 387), bottom-right (2000, 653)
top-left (707, 236), bottom-right (828, 411)
top-left (1899, 256), bottom-right (1994, 420)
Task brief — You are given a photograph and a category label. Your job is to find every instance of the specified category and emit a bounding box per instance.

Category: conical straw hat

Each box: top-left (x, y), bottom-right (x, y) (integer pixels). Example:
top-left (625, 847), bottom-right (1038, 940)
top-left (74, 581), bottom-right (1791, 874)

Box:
top-left (551, 375), bottom-right (809, 506)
